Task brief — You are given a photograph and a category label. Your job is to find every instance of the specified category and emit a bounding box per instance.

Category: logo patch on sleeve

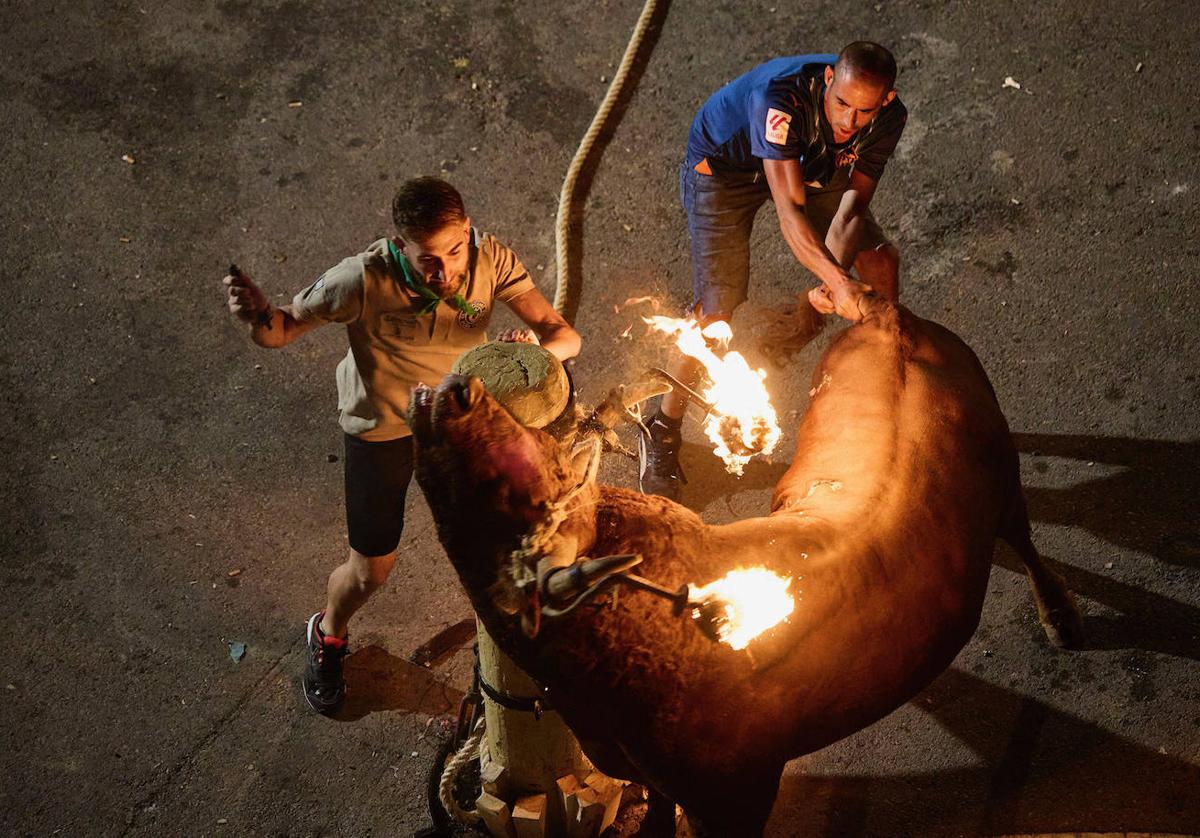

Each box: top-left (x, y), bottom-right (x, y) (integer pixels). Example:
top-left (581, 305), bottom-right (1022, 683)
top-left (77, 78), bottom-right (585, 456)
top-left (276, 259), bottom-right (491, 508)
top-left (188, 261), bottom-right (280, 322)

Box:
top-left (764, 108), bottom-right (792, 145)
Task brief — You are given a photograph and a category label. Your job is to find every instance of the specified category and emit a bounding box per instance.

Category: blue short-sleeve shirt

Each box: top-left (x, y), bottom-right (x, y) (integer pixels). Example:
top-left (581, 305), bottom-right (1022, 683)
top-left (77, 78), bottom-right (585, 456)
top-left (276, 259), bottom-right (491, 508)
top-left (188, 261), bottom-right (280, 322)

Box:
top-left (686, 54), bottom-right (906, 188)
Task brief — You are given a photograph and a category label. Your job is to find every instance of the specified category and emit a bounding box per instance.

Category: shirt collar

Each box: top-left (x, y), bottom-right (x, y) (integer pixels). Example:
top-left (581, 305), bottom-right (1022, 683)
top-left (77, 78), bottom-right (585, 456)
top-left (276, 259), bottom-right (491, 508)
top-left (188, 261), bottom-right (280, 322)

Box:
top-left (386, 238), bottom-right (477, 317)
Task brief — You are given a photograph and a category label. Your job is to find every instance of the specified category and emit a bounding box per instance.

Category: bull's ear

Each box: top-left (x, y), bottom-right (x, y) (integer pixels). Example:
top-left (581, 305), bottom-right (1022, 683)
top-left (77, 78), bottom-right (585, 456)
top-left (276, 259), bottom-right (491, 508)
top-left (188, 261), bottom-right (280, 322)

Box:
top-left (568, 437), bottom-right (601, 484)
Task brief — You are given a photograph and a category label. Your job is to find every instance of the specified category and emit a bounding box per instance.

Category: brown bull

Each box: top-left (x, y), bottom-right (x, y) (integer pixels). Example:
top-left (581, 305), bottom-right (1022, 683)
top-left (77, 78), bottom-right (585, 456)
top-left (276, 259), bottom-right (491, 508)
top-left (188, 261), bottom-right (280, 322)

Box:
top-left (408, 300), bottom-right (1082, 836)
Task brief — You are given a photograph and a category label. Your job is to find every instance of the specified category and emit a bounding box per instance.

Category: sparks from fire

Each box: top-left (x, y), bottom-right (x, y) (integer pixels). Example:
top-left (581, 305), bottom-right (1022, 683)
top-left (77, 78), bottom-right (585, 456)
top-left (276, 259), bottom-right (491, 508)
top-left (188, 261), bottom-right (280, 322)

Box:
top-left (690, 567), bottom-right (795, 650)
top-left (644, 316), bottom-right (781, 474)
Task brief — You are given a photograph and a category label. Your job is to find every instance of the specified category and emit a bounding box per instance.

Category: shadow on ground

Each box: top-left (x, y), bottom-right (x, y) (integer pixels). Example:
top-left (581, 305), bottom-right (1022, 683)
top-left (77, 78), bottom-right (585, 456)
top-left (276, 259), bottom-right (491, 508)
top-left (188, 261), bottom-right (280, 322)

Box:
top-left (678, 440), bottom-right (791, 512)
top-left (1014, 432), bottom-right (1200, 569)
top-left (336, 645), bottom-right (464, 722)
top-left (995, 549), bottom-right (1200, 664)
top-left (772, 667), bottom-right (1199, 836)
top-left (1012, 433), bottom-right (1200, 662)
top-left (770, 431), bottom-right (1200, 834)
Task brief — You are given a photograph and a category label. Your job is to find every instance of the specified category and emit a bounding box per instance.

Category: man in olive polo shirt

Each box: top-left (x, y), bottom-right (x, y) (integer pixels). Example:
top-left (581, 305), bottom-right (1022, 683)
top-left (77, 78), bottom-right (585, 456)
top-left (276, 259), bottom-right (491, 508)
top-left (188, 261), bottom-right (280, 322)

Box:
top-left (223, 177), bottom-right (581, 714)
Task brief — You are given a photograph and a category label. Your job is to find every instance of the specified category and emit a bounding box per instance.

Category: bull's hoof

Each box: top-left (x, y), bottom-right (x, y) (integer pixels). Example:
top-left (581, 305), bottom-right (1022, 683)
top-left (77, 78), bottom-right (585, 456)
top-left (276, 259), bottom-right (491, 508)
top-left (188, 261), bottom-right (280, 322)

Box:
top-left (1040, 604), bottom-right (1085, 650)
top-left (632, 788), bottom-right (679, 837)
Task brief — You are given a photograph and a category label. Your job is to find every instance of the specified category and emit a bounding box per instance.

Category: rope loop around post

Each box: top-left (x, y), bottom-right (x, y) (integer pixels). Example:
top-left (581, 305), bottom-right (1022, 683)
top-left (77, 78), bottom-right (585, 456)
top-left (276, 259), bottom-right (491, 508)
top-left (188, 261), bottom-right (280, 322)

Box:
top-left (438, 717), bottom-right (486, 826)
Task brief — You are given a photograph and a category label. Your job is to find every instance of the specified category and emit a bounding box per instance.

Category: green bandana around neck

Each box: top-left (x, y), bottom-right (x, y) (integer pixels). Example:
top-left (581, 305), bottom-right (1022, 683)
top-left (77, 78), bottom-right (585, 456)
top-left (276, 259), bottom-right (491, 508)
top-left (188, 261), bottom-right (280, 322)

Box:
top-left (386, 239), bottom-right (477, 317)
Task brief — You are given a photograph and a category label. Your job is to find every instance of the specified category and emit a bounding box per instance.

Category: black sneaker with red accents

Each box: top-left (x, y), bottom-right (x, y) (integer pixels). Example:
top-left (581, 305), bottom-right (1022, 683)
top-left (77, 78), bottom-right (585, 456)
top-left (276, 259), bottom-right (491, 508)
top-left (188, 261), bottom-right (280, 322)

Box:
top-left (302, 611), bottom-right (348, 715)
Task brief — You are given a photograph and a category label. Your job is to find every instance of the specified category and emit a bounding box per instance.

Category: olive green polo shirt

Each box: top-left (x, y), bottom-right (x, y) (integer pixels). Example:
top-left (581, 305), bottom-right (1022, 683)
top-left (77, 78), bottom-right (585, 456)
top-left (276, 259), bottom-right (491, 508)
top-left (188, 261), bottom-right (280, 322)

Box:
top-left (291, 230), bottom-right (536, 440)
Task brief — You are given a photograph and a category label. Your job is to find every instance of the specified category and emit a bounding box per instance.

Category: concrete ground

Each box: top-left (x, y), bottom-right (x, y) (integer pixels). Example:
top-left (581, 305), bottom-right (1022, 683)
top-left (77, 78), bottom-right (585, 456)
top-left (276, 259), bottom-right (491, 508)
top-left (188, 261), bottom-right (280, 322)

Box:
top-left (1, 0), bottom-right (1197, 835)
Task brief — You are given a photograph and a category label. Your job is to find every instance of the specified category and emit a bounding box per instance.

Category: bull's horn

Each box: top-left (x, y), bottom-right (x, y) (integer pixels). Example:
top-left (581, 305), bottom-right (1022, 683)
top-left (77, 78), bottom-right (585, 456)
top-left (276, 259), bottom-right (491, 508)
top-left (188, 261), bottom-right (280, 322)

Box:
top-left (582, 371), bottom-right (673, 434)
top-left (568, 437), bottom-right (601, 484)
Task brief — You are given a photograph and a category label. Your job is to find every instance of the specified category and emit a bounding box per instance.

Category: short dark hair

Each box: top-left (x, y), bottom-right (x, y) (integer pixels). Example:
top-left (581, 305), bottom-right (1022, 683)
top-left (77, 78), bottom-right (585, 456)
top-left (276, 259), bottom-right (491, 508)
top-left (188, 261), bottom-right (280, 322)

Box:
top-left (391, 177), bottom-right (466, 239)
top-left (835, 41), bottom-right (897, 90)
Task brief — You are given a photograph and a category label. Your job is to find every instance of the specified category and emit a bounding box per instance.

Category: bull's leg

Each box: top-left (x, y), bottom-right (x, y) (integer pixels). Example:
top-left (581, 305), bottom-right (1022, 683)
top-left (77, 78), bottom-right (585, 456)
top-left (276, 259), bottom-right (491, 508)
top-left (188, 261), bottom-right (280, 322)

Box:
top-left (1000, 494), bottom-right (1084, 649)
top-left (635, 787), bottom-right (678, 836)
top-left (680, 764), bottom-right (782, 838)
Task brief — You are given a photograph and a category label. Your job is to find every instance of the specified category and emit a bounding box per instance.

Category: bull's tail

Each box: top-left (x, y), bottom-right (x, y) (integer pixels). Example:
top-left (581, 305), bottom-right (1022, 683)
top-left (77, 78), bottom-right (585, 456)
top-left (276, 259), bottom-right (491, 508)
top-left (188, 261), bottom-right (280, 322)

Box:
top-left (999, 493), bottom-right (1085, 649)
top-left (858, 295), bottom-right (917, 383)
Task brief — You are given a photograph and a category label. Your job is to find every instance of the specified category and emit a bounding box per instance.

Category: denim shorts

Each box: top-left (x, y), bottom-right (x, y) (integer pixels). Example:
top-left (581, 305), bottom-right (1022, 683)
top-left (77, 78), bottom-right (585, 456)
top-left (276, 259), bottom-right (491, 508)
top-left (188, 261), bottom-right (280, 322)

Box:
top-left (679, 163), bottom-right (888, 319)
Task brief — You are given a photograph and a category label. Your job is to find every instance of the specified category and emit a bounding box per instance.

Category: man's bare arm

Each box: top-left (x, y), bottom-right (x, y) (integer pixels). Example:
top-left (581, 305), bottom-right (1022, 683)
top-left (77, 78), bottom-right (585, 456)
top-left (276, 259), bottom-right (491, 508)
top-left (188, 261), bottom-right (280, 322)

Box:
top-left (823, 169), bottom-right (881, 267)
top-left (247, 305), bottom-right (321, 348)
top-left (829, 168), bottom-right (880, 245)
top-left (763, 159), bottom-right (856, 290)
top-left (843, 169), bottom-right (880, 214)
top-left (223, 271), bottom-right (321, 348)
top-left (502, 287), bottom-right (582, 362)
top-left (763, 158), bottom-right (866, 320)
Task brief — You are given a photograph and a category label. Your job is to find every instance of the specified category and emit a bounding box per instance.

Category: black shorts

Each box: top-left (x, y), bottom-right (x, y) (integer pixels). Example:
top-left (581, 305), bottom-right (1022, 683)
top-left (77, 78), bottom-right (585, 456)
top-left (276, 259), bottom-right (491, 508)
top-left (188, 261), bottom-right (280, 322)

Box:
top-left (343, 433), bottom-right (415, 557)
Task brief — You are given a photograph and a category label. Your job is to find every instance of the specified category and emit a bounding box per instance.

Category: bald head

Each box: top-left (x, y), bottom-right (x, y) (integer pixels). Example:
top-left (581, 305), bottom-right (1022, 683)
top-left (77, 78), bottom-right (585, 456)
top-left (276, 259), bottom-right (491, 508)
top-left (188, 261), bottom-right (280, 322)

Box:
top-left (835, 41), bottom-right (897, 90)
top-left (822, 42), bottom-right (898, 143)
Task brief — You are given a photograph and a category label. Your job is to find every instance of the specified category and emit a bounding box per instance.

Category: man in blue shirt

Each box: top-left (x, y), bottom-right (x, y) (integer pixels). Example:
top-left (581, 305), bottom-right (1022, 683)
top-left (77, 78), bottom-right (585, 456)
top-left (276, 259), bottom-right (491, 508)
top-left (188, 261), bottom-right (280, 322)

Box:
top-left (640, 42), bottom-right (907, 500)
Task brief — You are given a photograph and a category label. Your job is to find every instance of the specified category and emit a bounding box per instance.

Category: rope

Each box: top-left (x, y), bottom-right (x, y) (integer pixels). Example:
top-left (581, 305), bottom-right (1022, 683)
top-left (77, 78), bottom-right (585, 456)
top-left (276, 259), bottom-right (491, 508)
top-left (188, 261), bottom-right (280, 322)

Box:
top-left (554, 0), bottom-right (662, 325)
top-left (436, 0), bottom-right (661, 824)
top-left (438, 717), bottom-right (487, 826)
top-left (509, 438), bottom-right (600, 582)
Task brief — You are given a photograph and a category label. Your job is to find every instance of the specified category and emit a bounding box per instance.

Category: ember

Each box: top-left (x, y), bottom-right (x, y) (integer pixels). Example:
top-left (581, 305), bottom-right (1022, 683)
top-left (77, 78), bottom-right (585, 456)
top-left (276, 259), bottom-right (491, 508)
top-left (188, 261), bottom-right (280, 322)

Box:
top-left (688, 567), bottom-right (794, 650)
top-left (643, 316), bottom-right (781, 474)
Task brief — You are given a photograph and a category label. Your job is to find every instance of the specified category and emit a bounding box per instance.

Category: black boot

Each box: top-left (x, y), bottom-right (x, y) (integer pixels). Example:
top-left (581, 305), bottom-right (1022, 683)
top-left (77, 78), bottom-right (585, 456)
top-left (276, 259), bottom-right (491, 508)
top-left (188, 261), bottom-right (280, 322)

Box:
top-left (638, 413), bottom-right (686, 501)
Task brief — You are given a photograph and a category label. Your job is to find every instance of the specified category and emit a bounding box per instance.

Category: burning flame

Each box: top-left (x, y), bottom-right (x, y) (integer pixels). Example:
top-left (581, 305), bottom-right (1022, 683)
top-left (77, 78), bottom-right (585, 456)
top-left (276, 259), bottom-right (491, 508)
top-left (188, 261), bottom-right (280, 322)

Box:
top-left (689, 567), bottom-right (795, 650)
top-left (644, 316), bottom-right (781, 474)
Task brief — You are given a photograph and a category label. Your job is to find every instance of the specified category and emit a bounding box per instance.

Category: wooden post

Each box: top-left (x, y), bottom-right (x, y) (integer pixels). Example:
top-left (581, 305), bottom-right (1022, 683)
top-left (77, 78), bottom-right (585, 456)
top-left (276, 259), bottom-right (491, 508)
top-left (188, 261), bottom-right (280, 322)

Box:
top-left (477, 791), bottom-right (516, 838)
top-left (477, 620), bottom-right (591, 835)
top-left (569, 788), bottom-right (606, 838)
top-left (583, 772), bottom-right (623, 831)
top-left (512, 794), bottom-right (548, 838)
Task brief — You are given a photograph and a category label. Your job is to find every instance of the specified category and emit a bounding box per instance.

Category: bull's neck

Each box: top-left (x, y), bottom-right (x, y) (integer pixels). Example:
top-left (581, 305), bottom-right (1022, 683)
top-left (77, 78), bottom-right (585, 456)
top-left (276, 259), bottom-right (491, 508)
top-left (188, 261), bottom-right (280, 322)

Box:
top-left (446, 481), bottom-right (600, 612)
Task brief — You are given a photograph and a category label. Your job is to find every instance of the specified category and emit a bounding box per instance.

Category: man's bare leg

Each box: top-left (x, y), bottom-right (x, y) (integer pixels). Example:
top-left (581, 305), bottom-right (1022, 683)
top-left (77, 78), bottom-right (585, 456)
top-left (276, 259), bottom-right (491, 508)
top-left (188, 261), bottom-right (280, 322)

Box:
top-left (320, 547), bottom-right (397, 638)
top-left (659, 303), bottom-right (731, 421)
top-left (304, 547), bottom-right (396, 714)
top-left (641, 320), bottom-right (718, 499)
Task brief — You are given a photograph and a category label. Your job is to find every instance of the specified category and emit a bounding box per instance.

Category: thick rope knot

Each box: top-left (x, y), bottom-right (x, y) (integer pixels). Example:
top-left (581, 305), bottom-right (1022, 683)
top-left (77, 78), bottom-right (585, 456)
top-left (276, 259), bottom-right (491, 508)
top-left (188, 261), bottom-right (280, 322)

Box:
top-left (507, 439), bottom-right (601, 587)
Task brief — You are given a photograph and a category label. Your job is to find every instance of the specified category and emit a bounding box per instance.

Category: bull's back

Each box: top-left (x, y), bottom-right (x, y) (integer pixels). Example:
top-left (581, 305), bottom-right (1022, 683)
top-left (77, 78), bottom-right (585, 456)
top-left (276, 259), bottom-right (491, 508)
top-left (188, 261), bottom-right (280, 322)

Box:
top-left (773, 305), bottom-right (1013, 524)
top-left (540, 307), bottom-right (1024, 776)
top-left (751, 306), bottom-right (1018, 753)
